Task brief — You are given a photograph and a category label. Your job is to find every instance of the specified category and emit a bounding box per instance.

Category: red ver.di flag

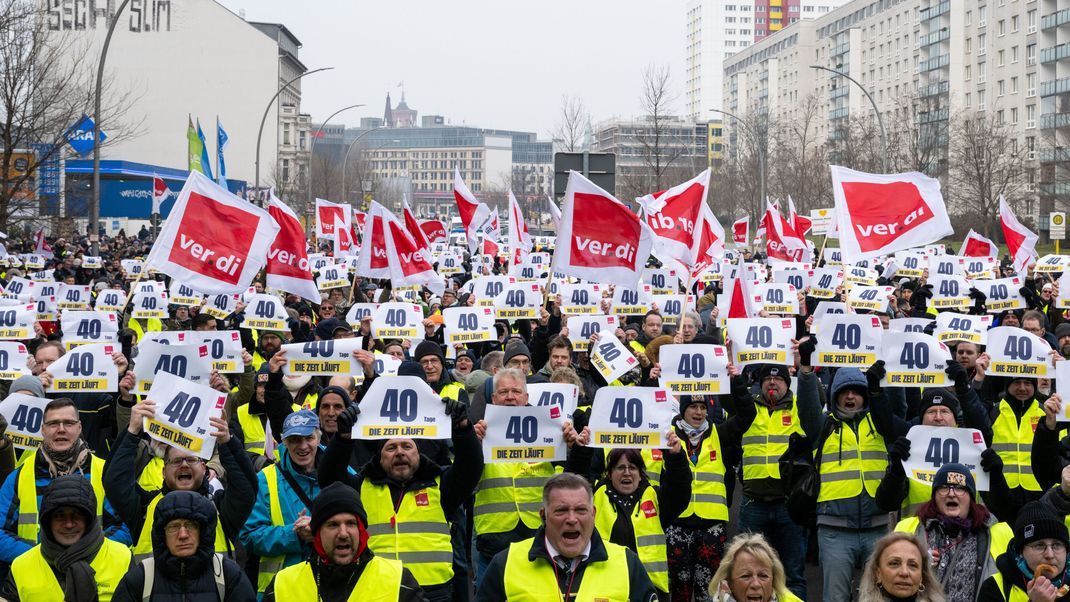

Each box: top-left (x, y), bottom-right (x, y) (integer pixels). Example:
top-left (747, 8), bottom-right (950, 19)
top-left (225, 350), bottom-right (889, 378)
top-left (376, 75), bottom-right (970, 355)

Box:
top-left (551, 171), bottom-right (654, 288)
top-left (266, 193), bottom-right (319, 303)
top-left (146, 171), bottom-right (280, 294)
top-left (315, 198), bottom-right (352, 239)
top-left (829, 165), bottom-right (953, 263)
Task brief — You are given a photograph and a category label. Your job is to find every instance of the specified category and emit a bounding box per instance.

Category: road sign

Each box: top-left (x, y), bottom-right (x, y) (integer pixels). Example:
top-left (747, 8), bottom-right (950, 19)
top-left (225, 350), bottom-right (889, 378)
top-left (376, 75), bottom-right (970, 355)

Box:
top-left (1051, 212), bottom-right (1066, 241)
top-left (553, 152), bottom-right (615, 198)
top-left (809, 208), bottom-right (834, 235)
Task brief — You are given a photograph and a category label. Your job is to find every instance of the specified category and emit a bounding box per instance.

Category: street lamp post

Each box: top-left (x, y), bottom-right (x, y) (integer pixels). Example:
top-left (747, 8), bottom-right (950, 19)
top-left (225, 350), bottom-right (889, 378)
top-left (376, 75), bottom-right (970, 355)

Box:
top-left (306, 103), bottom-right (363, 226)
top-left (254, 66), bottom-right (333, 195)
top-left (340, 128), bottom-right (387, 206)
top-left (90, 0), bottom-right (131, 253)
top-left (811, 64), bottom-right (889, 172)
top-left (710, 108), bottom-right (766, 218)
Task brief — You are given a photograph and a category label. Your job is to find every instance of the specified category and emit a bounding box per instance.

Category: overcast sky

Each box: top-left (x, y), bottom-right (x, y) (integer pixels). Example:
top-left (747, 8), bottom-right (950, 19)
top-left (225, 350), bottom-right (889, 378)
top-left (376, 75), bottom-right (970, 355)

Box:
top-left (217, 0), bottom-right (684, 139)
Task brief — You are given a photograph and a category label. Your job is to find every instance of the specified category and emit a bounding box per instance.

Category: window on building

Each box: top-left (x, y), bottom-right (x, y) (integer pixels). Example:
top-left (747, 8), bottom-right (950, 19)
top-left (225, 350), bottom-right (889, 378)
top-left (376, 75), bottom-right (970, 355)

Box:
top-left (1028, 10), bottom-right (1036, 33)
top-left (978, 33), bottom-right (986, 54)
top-left (1012, 76), bottom-right (1019, 93)
top-left (1011, 15), bottom-right (1019, 32)
top-left (756, 5), bottom-right (764, 11)
top-left (966, 10), bottom-right (972, 25)
top-left (726, 4), bottom-right (736, 9)
top-left (1027, 104), bottom-right (1036, 129)
top-left (978, 61), bottom-right (986, 82)
top-left (299, 131), bottom-right (306, 151)
top-left (965, 64), bottom-right (971, 80)
top-left (996, 110), bottom-right (1004, 124)
top-left (1011, 107), bottom-right (1019, 124)
top-left (1012, 46), bottom-right (1019, 63)
top-left (283, 126), bottom-right (291, 145)
top-left (1027, 73), bottom-right (1036, 97)
top-left (978, 6), bottom-right (986, 26)
top-left (978, 89), bottom-right (986, 108)
top-left (965, 92), bottom-right (972, 107)
top-left (998, 19), bottom-right (1005, 36)
top-left (966, 38), bottom-right (972, 53)
top-left (756, 17), bottom-right (764, 23)
top-left (1027, 43), bottom-right (1036, 65)
top-left (997, 49), bottom-right (1005, 66)
top-left (998, 80), bottom-right (1005, 96)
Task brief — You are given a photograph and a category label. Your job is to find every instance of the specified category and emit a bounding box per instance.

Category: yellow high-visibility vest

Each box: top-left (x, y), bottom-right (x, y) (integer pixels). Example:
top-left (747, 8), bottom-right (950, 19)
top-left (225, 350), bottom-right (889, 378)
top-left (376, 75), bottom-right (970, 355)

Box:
top-left (741, 399), bottom-right (803, 482)
top-left (272, 555), bottom-right (403, 601)
top-left (474, 462), bottom-right (560, 536)
top-left (501, 537), bottom-right (632, 602)
top-left (16, 453), bottom-right (105, 544)
top-left (361, 476), bottom-right (453, 587)
top-left (816, 415), bottom-right (888, 503)
top-left (132, 492), bottom-right (230, 562)
top-left (679, 428), bottom-right (729, 521)
top-left (593, 484), bottom-right (669, 592)
top-left (11, 539), bottom-right (131, 602)
top-left (991, 399), bottom-right (1044, 491)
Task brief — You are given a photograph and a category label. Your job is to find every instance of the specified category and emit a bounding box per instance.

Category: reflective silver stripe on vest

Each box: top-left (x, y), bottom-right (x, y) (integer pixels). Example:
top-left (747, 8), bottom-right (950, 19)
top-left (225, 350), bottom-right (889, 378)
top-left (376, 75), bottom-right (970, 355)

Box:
top-left (742, 455), bottom-right (783, 466)
top-left (636, 534), bottom-right (666, 547)
top-left (477, 477), bottom-right (514, 490)
top-left (991, 443), bottom-right (1024, 453)
top-left (245, 442), bottom-right (266, 451)
top-left (258, 557), bottom-right (284, 577)
top-left (692, 493), bottom-right (727, 504)
top-left (133, 552), bottom-right (152, 562)
top-left (863, 471), bottom-right (885, 481)
top-left (643, 561), bottom-right (670, 573)
top-left (474, 501), bottom-right (542, 516)
top-left (742, 435), bottom-right (791, 445)
top-left (379, 551), bottom-right (455, 564)
top-left (821, 451), bottom-right (887, 464)
top-left (365, 521), bottom-right (452, 537)
top-left (820, 470), bottom-right (860, 483)
top-left (695, 472), bottom-right (725, 484)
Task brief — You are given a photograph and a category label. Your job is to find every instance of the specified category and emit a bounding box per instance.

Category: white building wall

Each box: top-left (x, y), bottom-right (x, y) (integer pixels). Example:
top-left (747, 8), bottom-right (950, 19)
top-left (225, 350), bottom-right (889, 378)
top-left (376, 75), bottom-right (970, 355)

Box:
top-left (46, 0), bottom-right (279, 184)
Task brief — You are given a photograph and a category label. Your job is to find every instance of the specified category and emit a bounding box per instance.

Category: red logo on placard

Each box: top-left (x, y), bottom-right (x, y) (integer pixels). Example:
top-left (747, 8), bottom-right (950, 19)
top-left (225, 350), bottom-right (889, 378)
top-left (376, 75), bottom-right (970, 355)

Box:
top-left (714, 347), bottom-right (725, 357)
top-left (972, 432), bottom-right (983, 444)
top-left (782, 319), bottom-right (792, 329)
top-left (199, 345), bottom-right (209, 358)
top-left (415, 492), bottom-right (429, 507)
top-left (168, 192), bottom-right (259, 285)
top-left (549, 406), bottom-right (561, 419)
top-left (782, 414), bottom-right (792, 427)
top-left (215, 395), bottom-right (226, 409)
top-left (655, 390), bottom-right (667, 403)
top-left (104, 345), bottom-right (113, 354)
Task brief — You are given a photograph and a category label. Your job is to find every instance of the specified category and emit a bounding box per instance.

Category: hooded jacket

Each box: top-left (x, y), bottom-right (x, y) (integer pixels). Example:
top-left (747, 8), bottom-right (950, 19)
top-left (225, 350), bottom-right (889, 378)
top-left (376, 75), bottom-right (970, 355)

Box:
top-left (239, 447), bottom-right (321, 571)
top-left (797, 368), bottom-right (891, 529)
top-left (111, 491), bottom-right (256, 601)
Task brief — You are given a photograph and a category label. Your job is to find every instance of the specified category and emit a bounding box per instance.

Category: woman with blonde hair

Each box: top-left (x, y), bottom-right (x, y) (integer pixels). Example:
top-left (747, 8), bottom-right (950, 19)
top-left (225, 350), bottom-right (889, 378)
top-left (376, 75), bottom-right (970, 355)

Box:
top-left (859, 532), bottom-right (945, 602)
top-left (710, 532), bottom-right (802, 602)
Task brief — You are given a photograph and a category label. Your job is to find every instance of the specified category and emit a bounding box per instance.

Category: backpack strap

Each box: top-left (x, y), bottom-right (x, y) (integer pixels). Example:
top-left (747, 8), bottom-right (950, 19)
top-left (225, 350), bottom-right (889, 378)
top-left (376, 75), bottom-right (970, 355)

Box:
top-left (141, 557), bottom-right (156, 602)
top-left (213, 553), bottom-right (226, 601)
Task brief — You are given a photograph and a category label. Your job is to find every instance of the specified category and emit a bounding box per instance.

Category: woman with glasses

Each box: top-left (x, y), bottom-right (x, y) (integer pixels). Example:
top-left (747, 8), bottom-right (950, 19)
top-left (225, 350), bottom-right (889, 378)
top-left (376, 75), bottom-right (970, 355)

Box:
top-left (893, 464), bottom-right (1011, 602)
top-left (979, 501), bottom-right (1070, 601)
top-left (589, 440), bottom-right (691, 602)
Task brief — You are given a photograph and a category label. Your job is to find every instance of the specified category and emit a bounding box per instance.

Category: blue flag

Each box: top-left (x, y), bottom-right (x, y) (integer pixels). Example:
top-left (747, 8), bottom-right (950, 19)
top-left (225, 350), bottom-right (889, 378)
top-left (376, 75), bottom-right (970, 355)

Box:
top-left (196, 119), bottom-right (213, 181)
top-left (216, 117), bottom-right (229, 188)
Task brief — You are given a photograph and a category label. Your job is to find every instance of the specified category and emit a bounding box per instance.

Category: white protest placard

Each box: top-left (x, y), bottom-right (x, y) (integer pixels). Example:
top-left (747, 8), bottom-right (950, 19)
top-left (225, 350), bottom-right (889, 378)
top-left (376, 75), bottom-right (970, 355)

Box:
top-left (345, 303), bottom-right (377, 329)
top-left (46, 342), bottom-right (118, 393)
top-left (471, 276), bottom-right (515, 306)
top-left (756, 283), bottom-right (799, 315)
top-left (0, 393), bottom-right (49, 449)
top-left (372, 302), bottom-right (423, 340)
top-left (964, 256), bottom-right (998, 279)
top-left (929, 274), bottom-right (971, 310)
top-left (142, 330), bottom-right (197, 345)
top-left (352, 376), bottom-right (450, 439)
top-left (1034, 254), bottom-right (1070, 274)
top-left (772, 265), bottom-right (812, 291)
top-left (34, 281), bottom-right (57, 303)
top-left (94, 289), bottom-right (127, 312)
top-left (121, 259), bottom-right (144, 278)
top-left (611, 284), bottom-right (654, 316)
top-left (308, 254), bottom-right (331, 273)
top-left (590, 332), bottom-right (639, 383)
top-left (483, 405), bottom-right (566, 463)
top-left (843, 265), bottom-right (878, 288)
top-left (373, 353), bottom-right (401, 377)
top-left (437, 250), bottom-right (463, 275)
top-left (726, 317), bottom-right (795, 367)
top-left (442, 306), bottom-right (496, 344)
top-left (904, 425), bottom-right (990, 492)
top-left (809, 267), bottom-right (843, 299)
top-left (202, 293), bottom-right (239, 320)
top-left (199, 331), bottom-right (243, 373)
top-left (168, 283), bottom-right (204, 307)
top-left (588, 387), bottom-right (677, 449)
top-left (565, 315), bottom-right (618, 352)
top-left (1055, 361), bottom-right (1070, 422)
top-left (60, 311), bottom-right (119, 348)
top-left (130, 290), bottom-right (168, 319)
top-left (241, 293), bottom-right (288, 330)
top-left (847, 286), bottom-right (894, 313)
top-left (814, 314), bottom-right (883, 368)
top-left (527, 383), bottom-right (580, 420)
top-left (825, 248), bottom-right (843, 265)
top-left (975, 276), bottom-right (1025, 312)
top-left (512, 260), bottom-right (545, 281)
top-left (134, 280), bottom-right (165, 295)
top-left (643, 268), bottom-right (679, 294)
top-left (0, 304), bottom-right (36, 340)
top-left (985, 326), bottom-right (1051, 378)
top-left (494, 281), bottom-right (542, 320)
top-left (889, 317), bottom-right (935, 333)
top-left (925, 244), bottom-right (946, 256)
top-left (144, 372), bottom-right (227, 460)
top-left (133, 341), bottom-right (213, 394)
top-left (317, 263), bottom-right (349, 290)
top-left (281, 338), bottom-right (363, 376)
top-left (893, 251), bottom-right (926, 278)
top-left (560, 282), bottom-right (602, 315)
top-left (2, 277), bottom-right (35, 301)
top-left (652, 294), bottom-right (687, 325)
top-left (28, 270), bottom-right (51, 282)
top-left (881, 330), bottom-right (951, 387)
top-left (658, 344), bottom-right (730, 394)
top-left (81, 256), bottom-right (102, 269)
top-left (0, 342), bottom-right (29, 380)
top-left (56, 284), bottom-right (91, 310)
top-left (34, 295), bottom-right (56, 322)
top-left (812, 301), bottom-right (848, 334)
top-left (22, 255), bottom-right (45, 269)
top-left (934, 312), bottom-right (992, 345)
top-left (929, 255), bottom-right (965, 277)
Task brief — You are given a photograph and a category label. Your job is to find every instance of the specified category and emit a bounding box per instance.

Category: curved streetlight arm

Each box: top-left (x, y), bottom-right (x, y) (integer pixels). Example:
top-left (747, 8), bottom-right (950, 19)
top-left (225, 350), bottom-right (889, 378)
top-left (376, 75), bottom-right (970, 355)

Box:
top-left (254, 66), bottom-right (333, 192)
top-left (710, 108), bottom-right (766, 217)
top-left (306, 103), bottom-right (364, 226)
top-left (810, 64), bottom-right (889, 172)
top-left (90, 0), bottom-right (131, 253)
top-left (341, 127), bottom-right (386, 206)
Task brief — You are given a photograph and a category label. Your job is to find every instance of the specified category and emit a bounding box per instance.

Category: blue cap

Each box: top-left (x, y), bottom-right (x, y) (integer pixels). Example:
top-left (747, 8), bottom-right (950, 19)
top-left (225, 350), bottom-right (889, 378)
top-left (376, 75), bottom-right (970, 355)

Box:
top-left (281, 409), bottom-right (319, 439)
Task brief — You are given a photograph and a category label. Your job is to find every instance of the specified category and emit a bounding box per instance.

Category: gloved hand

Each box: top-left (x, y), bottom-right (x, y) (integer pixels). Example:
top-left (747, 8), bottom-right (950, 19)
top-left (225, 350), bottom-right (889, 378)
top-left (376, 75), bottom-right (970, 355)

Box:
top-left (1020, 285), bottom-right (1041, 309)
top-left (980, 447), bottom-right (1004, 474)
top-left (797, 337), bottom-right (817, 367)
top-left (865, 360), bottom-right (886, 390)
top-left (945, 360), bottom-right (969, 395)
top-left (912, 284), bottom-right (934, 310)
top-left (336, 404), bottom-right (361, 439)
top-left (889, 436), bottom-right (911, 465)
top-left (445, 397), bottom-right (469, 429)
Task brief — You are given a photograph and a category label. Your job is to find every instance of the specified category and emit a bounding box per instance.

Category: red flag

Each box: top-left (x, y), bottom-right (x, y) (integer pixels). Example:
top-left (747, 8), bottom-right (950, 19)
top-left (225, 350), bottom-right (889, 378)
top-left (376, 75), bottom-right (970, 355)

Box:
top-left (353, 210), bottom-right (367, 236)
top-left (152, 175), bottom-right (170, 215)
top-left (419, 219), bottom-right (448, 244)
top-left (508, 191), bottom-right (532, 266)
top-left (763, 202), bottom-right (807, 263)
top-left (33, 229), bottom-right (54, 258)
top-left (453, 169), bottom-right (492, 254)
top-left (641, 170), bottom-right (710, 267)
top-left (146, 171), bottom-right (280, 293)
top-left (550, 171), bottom-right (654, 287)
top-left (1000, 196), bottom-right (1038, 271)
top-left (386, 218), bottom-right (443, 293)
top-left (732, 217), bottom-right (749, 245)
top-left (787, 197), bottom-right (812, 237)
top-left (355, 203), bottom-right (392, 278)
top-left (401, 196), bottom-right (430, 252)
top-left (315, 199), bottom-right (351, 239)
top-left (958, 229), bottom-right (997, 258)
top-left (830, 166), bottom-right (953, 263)
top-left (718, 255), bottom-right (759, 319)
top-left (266, 194), bottom-right (319, 303)
top-left (333, 216), bottom-right (357, 257)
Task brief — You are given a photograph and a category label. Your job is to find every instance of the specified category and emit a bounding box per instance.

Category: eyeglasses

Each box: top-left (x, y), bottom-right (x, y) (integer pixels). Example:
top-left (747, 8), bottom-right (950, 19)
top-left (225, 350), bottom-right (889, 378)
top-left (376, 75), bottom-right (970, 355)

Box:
top-left (164, 519), bottom-right (200, 535)
top-left (612, 464), bottom-right (639, 474)
top-left (165, 456), bottom-right (205, 467)
top-left (1027, 541), bottom-right (1067, 554)
top-left (936, 484), bottom-right (970, 495)
top-left (43, 420), bottom-right (79, 430)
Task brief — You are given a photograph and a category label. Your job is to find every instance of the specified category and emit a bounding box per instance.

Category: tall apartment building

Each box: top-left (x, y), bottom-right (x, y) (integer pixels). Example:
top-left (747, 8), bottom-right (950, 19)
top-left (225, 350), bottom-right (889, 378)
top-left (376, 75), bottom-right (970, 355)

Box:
top-left (590, 117), bottom-right (709, 201)
top-left (723, 0), bottom-right (1070, 219)
top-left (685, 0), bottom-right (851, 122)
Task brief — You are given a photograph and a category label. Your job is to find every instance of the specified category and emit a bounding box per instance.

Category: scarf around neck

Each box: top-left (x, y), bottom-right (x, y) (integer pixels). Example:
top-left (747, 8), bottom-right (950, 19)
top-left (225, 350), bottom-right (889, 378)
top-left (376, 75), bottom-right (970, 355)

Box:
top-left (675, 418), bottom-right (710, 447)
top-left (40, 439), bottom-right (90, 478)
top-left (40, 517), bottom-right (103, 602)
